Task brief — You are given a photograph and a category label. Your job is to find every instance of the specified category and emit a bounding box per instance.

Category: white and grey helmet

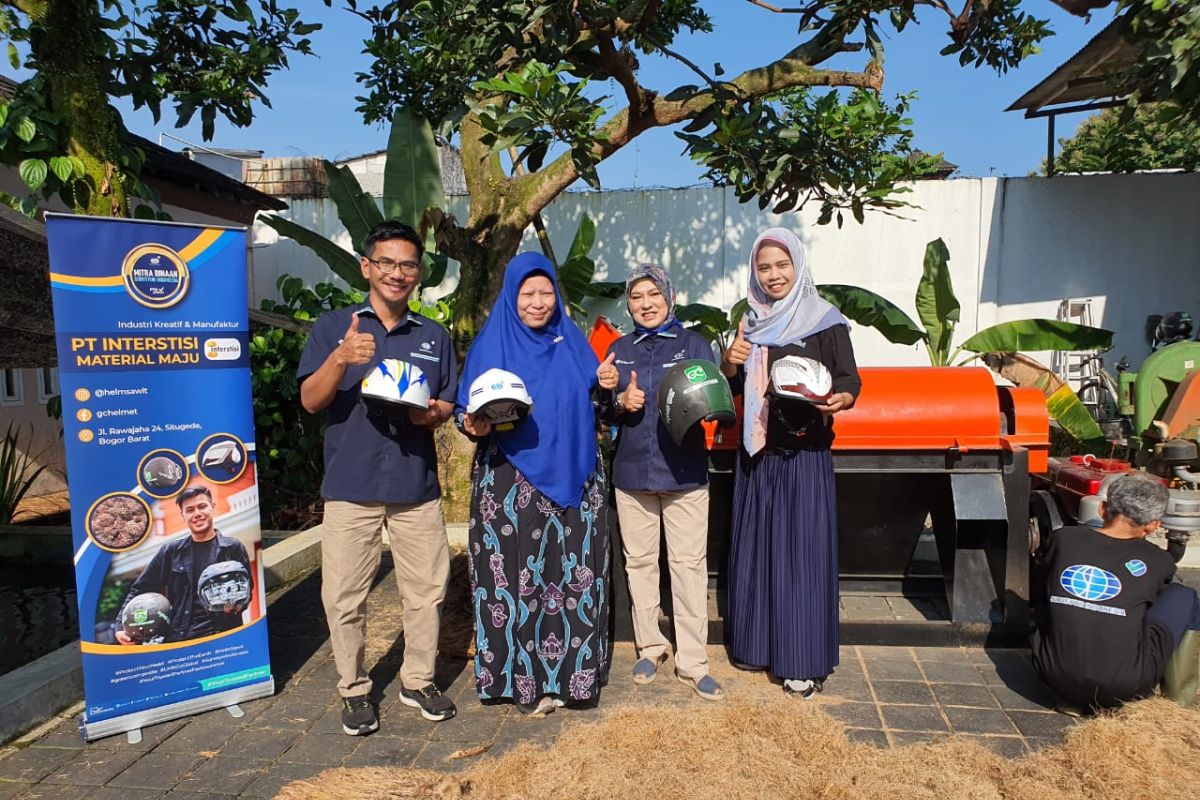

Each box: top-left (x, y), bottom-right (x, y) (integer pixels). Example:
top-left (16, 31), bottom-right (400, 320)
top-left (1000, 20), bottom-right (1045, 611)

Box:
top-left (197, 560), bottom-right (251, 613)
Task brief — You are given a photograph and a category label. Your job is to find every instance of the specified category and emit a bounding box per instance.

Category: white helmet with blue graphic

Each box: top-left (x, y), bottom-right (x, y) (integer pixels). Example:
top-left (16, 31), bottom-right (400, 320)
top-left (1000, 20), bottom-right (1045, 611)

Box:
top-left (361, 358), bottom-right (431, 411)
top-left (467, 368), bottom-right (533, 424)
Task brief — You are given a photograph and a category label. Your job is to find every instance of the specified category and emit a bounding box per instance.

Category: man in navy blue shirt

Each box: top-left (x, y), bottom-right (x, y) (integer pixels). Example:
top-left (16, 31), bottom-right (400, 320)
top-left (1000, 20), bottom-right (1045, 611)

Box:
top-left (298, 220), bottom-right (457, 734)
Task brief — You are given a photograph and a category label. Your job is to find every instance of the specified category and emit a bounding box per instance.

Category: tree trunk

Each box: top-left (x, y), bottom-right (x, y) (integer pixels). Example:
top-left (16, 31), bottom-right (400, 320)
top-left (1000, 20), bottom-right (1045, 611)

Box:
top-left (442, 110), bottom-right (536, 362)
top-left (445, 215), bottom-right (527, 363)
top-left (29, 0), bottom-right (129, 216)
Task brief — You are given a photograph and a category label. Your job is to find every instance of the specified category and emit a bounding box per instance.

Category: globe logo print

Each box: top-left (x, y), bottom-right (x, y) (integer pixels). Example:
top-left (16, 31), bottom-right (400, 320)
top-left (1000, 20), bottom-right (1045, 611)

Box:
top-left (1060, 564), bottom-right (1122, 602)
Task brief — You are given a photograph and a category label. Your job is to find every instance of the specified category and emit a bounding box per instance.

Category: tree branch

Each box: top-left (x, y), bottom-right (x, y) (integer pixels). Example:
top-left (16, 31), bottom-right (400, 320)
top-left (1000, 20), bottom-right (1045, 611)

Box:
top-left (657, 44), bottom-right (720, 89)
top-left (743, 0), bottom-right (805, 12)
top-left (517, 56), bottom-right (883, 217)
top-left (596, 34), bottom-right (644, 114)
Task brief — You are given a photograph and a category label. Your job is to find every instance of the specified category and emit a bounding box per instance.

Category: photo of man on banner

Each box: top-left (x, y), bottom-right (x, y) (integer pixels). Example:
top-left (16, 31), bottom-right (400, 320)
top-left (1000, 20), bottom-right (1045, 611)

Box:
top-left (115, 484), bottom-right (253, 645)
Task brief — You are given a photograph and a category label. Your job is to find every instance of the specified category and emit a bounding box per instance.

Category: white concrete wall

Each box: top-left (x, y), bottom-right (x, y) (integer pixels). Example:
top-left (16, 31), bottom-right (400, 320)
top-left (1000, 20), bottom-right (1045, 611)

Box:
top-left (251, 173), bottom-right (1200, 370)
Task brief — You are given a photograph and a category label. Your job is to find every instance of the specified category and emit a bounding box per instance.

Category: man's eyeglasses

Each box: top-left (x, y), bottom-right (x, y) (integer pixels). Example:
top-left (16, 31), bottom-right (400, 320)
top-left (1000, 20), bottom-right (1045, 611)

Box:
top-left (367, 258), bottom-right (422, 275)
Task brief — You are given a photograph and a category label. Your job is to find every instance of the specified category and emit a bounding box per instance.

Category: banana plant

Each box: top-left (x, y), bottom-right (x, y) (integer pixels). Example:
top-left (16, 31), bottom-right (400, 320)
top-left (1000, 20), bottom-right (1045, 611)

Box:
top-left (259, 108), bottom-right (450, 313)
top-left (819, 238), bottom-right (1112, 444)
top-left (556, 213), bottom-right (624, 328)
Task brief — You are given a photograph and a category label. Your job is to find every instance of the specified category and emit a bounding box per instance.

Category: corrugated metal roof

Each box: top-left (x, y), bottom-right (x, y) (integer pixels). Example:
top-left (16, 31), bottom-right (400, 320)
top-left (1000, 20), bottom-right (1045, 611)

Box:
top-left (1007, 15), bottom-right (1138, 114)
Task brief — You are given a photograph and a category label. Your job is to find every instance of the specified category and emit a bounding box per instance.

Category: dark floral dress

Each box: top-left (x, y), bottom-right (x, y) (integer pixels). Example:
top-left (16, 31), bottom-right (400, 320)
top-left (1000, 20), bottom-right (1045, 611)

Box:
top-left (468, 439), bottom-right (611, 705)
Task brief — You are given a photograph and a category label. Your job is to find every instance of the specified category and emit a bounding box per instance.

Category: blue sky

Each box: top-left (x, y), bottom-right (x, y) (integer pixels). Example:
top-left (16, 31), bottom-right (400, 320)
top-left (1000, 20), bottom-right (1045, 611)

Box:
top-left (113, 3), bottom-right (1117, 186)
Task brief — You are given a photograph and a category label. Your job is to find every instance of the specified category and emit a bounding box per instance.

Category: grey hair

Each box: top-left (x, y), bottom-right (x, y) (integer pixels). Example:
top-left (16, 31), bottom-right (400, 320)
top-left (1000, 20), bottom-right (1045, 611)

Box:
top-left (1104, 473), bottom-right (1169, 526)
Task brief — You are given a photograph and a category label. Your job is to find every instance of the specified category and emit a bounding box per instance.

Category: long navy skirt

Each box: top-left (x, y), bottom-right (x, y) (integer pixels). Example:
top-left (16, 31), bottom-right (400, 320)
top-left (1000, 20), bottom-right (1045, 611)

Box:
top-left (727, 447), bottom-right (839, 681)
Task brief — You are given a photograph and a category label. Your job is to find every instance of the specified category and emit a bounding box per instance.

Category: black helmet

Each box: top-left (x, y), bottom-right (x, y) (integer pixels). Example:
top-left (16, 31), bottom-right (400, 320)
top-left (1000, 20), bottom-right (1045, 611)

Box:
top-left (120, 593), bottom-right (172, 644)
top-left (1155, 311), bottom-right (1193, 348)
top-left (197, 560), bottom-right (252, 613)
top-left (656, 360), bottom-right (735, 446)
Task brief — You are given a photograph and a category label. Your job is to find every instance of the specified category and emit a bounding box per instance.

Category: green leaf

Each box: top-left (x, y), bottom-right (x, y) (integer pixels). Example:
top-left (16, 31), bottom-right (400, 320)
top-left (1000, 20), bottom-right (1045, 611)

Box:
top-left (382, 108), bottom-right (444, 238)
top-left (566, 213), bottom-right (596, 264)
top-left (559, 255), bottom-right (596, 309)
top-left (1046, 384), bottom-right (1106, 446)
top-left (48, 156), bottom-right (73, 183)
top-left (14, 116), bottom-right (35, 143)
top-left (583, 280), bottom-right (624, 299)
top-left (959, 320), bottom-right (1113, 355)
top-left (675, 303), bottom-right (730, 334)
top-left (7, 43), bottom-right (18, 70)
top-left (421, 251), bottom-right (449, 290)
top-left (259, 214), bottom-right (367, 291)
top-left (18, 158), bottom-right (47, 191)
top-left (817, 284), bottom-right (926, 346)
top-left (323, 160), bottom-right (383, 254)
top-left (913, 238), bottom-right (960, 365)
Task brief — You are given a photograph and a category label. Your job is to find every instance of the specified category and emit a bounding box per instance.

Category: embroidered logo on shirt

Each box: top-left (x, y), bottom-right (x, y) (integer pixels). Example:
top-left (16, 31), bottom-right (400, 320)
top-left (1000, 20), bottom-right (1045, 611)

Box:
top-left (421, 340), bottom-right (434, 351)
top-left (1060, 564), bottom-right (1122, 602)
top-left (673, 349), bottom-right (686, 360)
top-left (1125, 559), bottom-right (1148, 577)
top-left (616, 359), bottom-right (635, 365)
top-left (410, 351), bottom-right (440, 363)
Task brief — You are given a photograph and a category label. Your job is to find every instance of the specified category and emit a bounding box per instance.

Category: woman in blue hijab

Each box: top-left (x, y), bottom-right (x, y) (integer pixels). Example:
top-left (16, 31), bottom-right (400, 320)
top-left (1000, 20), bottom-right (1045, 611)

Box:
top-left (455, 252), bottom-right (610, 717)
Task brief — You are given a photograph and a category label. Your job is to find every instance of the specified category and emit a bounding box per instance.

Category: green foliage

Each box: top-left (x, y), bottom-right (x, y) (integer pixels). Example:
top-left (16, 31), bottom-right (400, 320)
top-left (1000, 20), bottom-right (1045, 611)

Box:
top-left (1051, 104), bottom-right (1200, 174)
top-left (681, 89), bottom-right (941, 223)
top-left (384, 108), bottom-right (446, 238)
top-left (351, 1), bottom-right (713, 128)
top-left (1118, 1), bottom-right (1200, 120)
top-left (253, 277), bottom-right (360, 525)
top-left (937, 0), bottom-right (1053, 71)
top-left (959, 320), bottom-right (1113, 355)
top-left (262, 110), bottom-right (451, 301)
top-left (675, 302), bottom-right (731, 348)
top-left (816, 238), bottom-right (1112, 443)
top-left (914, 238), bottom-right (961, 366)
top-left (816, 284), bottom-right (925, 346)
top-left (472, 61), bottom-right (610, 187)
top-left (0, 423), bottom-right (48, 526)
top-left (557, 214), bottom-right (622, 321)
top-left (0, 1), bottom-right (324, 215)
top-left (98, 578), bottom-right (131, 619)
top-left (257, 214), bottom-right (365, 290)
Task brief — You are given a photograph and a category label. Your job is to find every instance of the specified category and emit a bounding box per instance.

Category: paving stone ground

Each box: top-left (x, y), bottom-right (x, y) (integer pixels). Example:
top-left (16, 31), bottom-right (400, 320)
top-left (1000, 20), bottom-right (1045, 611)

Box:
top-left (0, 562), bottom-right (1091, 798)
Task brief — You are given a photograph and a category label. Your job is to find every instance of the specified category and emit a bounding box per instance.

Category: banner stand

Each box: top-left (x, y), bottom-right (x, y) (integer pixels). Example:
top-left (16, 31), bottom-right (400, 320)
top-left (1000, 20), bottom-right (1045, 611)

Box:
top-left (46, 213), bottom-right (274, 743)
top-left (80, 677), bottom-right (274, 742)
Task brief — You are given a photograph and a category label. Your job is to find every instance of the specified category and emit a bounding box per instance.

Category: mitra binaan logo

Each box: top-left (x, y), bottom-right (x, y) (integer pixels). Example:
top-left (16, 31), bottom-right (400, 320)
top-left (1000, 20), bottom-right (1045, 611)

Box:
top-left (204, 338), bottom-right (242, 361)
top-left (121, 244), bottom-right (190, 309)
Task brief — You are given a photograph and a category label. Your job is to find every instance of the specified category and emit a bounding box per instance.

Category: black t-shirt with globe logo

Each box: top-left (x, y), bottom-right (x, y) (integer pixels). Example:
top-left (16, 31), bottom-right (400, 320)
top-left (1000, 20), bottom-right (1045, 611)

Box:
top-left (1032, 526), bottom-right (1177, 709)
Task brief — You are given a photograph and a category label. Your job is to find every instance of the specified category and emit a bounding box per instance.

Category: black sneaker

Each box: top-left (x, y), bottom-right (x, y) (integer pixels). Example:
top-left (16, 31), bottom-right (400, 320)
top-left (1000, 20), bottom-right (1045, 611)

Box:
top-left (399, 683), bottom-right (457, 721)
top-left (341, 696), bottom-right (379, 735)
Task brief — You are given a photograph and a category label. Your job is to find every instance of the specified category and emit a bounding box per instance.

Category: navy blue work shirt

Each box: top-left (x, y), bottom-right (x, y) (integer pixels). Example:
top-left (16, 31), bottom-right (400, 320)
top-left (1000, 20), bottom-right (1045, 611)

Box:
top-left (297, 304), bottom-right (456, 504)
top-left (604, 327), bottom-right (714, 492)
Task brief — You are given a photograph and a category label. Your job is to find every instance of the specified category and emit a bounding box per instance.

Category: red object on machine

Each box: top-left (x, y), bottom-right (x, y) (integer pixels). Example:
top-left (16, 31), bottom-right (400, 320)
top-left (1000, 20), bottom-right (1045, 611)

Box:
top-left (588, 315), bottom-right (621, 362)
top-left (706, 367), bottom-right (1049, 474)
top-left (835, 368), bottom-right (1008, 451)
top-left (585, 321), bottom-right (1050, 473)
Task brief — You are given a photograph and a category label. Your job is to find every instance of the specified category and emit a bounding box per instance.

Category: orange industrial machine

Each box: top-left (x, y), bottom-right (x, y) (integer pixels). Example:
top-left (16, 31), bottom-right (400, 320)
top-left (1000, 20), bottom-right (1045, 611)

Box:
top-left (706, 367), bottom-right (1047, 636)
top-left (589, 321), bottom-right (1049, 637)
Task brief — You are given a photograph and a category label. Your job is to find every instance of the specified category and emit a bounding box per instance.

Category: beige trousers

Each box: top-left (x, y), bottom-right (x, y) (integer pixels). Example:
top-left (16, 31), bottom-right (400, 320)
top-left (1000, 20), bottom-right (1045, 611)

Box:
top-left (320, 498), bottom-right (450, 697)
top-left (615, 486), bottom-right (710, 678)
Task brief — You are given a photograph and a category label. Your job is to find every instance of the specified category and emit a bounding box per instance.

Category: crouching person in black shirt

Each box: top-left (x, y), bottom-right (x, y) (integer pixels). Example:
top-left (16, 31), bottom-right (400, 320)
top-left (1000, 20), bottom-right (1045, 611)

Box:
top-left (1032, 473), bottom-right (1200, 712)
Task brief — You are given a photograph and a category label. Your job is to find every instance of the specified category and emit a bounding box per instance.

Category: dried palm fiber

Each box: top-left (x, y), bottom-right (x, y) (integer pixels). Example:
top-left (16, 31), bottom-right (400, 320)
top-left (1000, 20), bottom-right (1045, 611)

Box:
top-left (276, 697), bottom-right (1200, 800)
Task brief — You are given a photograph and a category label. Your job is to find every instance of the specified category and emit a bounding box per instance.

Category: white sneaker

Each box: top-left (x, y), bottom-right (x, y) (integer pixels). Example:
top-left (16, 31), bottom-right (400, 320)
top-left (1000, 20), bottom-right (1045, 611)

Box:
top-left (783, 678), bottom-right (819, 699)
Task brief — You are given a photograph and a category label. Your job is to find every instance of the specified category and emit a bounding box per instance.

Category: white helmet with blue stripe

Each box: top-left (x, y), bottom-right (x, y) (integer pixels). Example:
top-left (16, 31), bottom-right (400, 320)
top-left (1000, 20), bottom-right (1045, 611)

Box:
top-left (467, 368), bottom-right (533, 424)
top-left (360, 358), bottom-right (431, 411)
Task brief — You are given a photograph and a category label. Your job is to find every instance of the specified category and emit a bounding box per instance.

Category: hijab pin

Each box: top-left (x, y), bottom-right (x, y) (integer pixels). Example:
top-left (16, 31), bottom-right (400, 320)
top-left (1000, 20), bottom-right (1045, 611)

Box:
top-left (553, 335), bottom-right (564, 343)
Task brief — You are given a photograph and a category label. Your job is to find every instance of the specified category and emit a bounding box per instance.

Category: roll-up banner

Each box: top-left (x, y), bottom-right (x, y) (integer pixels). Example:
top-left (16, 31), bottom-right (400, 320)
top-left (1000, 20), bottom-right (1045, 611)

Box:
top-left (45, 214), bottom-right (272, 741)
